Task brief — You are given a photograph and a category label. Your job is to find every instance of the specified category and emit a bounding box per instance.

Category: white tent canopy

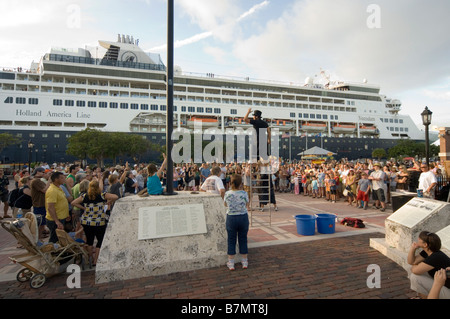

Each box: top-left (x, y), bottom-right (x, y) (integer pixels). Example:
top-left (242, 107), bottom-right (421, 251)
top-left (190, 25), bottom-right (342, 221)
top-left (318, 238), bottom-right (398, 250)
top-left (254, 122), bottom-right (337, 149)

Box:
top-left (297, 146), bottom-right (336, 156)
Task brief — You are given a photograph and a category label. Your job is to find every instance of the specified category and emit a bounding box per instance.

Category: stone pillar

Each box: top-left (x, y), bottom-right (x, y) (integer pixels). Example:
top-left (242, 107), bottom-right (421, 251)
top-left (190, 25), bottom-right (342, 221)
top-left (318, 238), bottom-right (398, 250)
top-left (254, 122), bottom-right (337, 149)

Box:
top-left (439, 127), bottom-right (450, 162)
top-left (439, 127), bottom-right (450, 177)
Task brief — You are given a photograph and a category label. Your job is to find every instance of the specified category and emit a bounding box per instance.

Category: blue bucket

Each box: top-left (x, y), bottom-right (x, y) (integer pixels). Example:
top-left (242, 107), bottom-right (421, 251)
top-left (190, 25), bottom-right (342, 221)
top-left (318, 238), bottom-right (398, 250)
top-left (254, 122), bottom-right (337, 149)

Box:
top-left (295, 215), bottom-right (316, 236)
top-left (316, 214), bottom-right (336, 234)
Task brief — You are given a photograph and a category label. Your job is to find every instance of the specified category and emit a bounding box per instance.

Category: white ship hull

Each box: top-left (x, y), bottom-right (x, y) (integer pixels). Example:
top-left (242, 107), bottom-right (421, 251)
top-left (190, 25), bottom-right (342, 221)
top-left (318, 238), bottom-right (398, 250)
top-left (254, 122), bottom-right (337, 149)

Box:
top-left (0, 36), bottom-right (425, 151)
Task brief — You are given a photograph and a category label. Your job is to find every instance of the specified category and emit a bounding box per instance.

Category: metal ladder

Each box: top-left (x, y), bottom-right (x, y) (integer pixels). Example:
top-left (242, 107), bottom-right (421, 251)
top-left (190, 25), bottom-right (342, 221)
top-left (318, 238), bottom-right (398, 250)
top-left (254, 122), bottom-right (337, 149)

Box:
top-left (249, 166), bottom-right (272, 227)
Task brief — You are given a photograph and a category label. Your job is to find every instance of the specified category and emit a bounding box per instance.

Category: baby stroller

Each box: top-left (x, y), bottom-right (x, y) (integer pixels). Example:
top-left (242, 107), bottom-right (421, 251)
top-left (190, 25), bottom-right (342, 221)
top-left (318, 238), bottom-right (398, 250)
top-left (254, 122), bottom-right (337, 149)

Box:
top-left (1, 213), bottom-right (89, 289)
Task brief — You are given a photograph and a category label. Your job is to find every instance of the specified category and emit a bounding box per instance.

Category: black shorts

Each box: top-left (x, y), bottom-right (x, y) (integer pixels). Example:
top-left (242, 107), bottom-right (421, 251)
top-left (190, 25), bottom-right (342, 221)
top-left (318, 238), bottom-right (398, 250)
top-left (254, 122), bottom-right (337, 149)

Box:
top-left (0, 192), bottom-right (8, 203)
top-left (372, 188), bottom-right (385, 202)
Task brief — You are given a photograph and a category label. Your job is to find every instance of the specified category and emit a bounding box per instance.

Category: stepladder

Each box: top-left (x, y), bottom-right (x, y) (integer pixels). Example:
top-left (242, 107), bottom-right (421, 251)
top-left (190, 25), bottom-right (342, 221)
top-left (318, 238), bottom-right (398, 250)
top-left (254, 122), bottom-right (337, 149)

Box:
top-left (249, 167), bottom-right (274, 227)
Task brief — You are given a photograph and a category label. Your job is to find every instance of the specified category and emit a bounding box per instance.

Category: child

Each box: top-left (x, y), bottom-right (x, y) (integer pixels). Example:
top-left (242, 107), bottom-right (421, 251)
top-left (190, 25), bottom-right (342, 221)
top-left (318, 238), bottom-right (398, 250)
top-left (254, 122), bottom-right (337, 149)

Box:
top-left (224, 174), bottom-right (249, 271)
top-left (294, 173), bottom-right (300, 195)
top-left (311, 176), bottom-right (319, 198)
top-left (329, 172), bottom-right (337, 203)
top-left (357, 172), bottom-right (371, 210)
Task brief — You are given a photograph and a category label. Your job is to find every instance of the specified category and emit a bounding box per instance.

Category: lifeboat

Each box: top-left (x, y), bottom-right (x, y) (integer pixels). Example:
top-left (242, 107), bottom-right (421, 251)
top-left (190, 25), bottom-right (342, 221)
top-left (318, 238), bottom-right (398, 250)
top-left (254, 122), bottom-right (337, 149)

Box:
top-left (187, 117), bottom-right (219, 128)
top-left (271, 120), bottom-right (295, 129)
top-left (300, 122), bottom-right (327, 133)
top-left (359, 125), bottom-right (379, 135)
top-left (332, 123), bottom-right (356, 133)
top-left (226, 118), bottom-right (251, 128)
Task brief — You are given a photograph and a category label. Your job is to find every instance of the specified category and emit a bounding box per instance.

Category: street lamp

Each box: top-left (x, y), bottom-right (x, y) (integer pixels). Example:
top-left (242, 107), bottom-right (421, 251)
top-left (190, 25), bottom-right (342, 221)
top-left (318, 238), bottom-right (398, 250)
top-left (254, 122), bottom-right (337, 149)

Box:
top-left (421, 106), bottom-right (432, 167)
top-left (27, 140), bottom-right (34, 174)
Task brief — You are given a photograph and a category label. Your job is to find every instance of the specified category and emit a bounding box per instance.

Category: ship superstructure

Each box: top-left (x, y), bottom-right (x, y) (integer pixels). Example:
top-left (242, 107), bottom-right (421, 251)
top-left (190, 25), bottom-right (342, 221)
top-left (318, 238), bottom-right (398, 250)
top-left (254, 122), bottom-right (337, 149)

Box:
top-left (0, 35), bottom-right (424, 163)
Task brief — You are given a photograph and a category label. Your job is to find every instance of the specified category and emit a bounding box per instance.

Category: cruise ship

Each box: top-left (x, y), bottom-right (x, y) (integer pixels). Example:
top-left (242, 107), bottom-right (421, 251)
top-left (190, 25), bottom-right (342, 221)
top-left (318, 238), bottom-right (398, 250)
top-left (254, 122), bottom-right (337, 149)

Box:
top-left (0, 35), bottom-right (424, 164)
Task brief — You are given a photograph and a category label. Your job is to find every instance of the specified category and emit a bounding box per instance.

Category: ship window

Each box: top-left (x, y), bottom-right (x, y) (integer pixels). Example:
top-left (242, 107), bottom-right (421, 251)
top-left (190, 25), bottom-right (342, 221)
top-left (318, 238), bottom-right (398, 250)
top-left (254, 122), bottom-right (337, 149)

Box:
top-left (188, 107), bottom-right (195, 113)
top-left (335, 115), bottom-right (339, 120)
top-left (298, 113), bottom-right (302, 118)
top-left (230, 109), bottom-right (237, 115)
top-left (53, 99), bottom-right (63, 106)
top-left (399, 119), bottom-right (403, 124)
top-left (4, 97), bottom-right (13, 103)
top-left (303, 114), bottom-right (309, 118)
top-left (54, 134), bottom-right (60, 138)
top-left (131, 104), bottom-right (139, 110)
top-left (99, 102), bottom-right (107, 108)
top-left (317, 114), bottom-right (322, 119)
top-left (151, 105), bottom-right (158, 111)
top-left (76, 101), bottom-right (85, 107)
top-left (310, 114), bottom-right (315, 119)
top-left (181, 106), bottom-right (186, 112)
top-left (214, 108), bottom-right (221, 114)
top-left (290, 113), bottom-right (295, 118)
top-left (42, 133), bottom-right (48, 138)
top-left (16, 97), bottom-right (26, 104)
top-left (65, 100), bottom-right (74, 107)
top-left (389, 119), bottom-right (393, 123)
top-left (88, 101), bottom-right (96, 108)
top-left (160, 105), bottom-right (166, 111)
top-left (206, 108), bottom-right (212, 114)
top-left (323, 115), bottom-right (328, 120)
top-left (141, 104), bottom-right (149, 110)
top-left (197, 107), bottom-right (204, 113)
top-left (330, 115), bottom-right (334, 120)
top-left (120, 103), bottom-right (128, 109)
top-left (28, 98), bottom-right (38, 105)
top-left (405, 128), bottom-right (409, 132)
top-left (110, 102), bottom-right (118, 109)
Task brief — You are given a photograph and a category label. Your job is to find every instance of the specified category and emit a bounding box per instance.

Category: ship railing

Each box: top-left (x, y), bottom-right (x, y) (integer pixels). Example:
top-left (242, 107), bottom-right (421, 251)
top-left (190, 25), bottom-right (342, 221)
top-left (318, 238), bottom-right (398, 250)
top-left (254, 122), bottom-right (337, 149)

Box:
top-left (44, 53), bottom-right (166, 72)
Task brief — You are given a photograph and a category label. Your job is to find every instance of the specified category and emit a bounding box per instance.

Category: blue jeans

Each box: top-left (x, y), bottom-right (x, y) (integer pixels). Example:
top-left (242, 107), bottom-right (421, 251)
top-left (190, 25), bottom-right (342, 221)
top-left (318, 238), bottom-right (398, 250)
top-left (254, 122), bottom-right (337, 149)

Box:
top-left (46, 218), bottom-right (66, 244)
top-left (226, 214), bottom-right (249, 255)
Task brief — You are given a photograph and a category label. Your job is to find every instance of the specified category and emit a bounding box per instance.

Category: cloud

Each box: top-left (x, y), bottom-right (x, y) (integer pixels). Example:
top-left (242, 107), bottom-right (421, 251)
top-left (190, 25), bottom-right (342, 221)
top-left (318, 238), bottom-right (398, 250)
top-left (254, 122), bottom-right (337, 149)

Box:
top-left (232, 0), bottom-right (450, 94)
top-left (238, 1), bottom-right (270, 22)
top-left (149, 0), bottom-right (270, 52)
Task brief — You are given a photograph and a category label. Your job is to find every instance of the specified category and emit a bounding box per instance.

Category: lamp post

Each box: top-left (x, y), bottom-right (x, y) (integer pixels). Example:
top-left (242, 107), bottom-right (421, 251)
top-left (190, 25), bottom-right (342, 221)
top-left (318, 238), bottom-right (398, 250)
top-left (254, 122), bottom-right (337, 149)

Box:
top-left (27, 140), bottom-right (34, 174)
top-left (164, 0), bottom-right (176, 195)
top-left (421, 106), bottom-right (432, 167)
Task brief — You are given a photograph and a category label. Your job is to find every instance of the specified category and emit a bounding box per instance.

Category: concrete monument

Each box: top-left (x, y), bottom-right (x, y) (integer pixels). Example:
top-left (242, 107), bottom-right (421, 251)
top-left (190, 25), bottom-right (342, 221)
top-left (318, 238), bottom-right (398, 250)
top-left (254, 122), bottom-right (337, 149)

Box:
top-left (370, 197), bottom-right (450, 271)
top-left (95, 192), bottom-right (228, 284)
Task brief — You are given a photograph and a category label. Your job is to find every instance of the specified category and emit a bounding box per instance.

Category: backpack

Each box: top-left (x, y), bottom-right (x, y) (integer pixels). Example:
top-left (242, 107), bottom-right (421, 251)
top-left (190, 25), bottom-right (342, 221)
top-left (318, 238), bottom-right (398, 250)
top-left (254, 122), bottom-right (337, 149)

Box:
top-left (340, 217), bottom-right (365, 228)
top-left (7, 188), bottom-right (21, 208)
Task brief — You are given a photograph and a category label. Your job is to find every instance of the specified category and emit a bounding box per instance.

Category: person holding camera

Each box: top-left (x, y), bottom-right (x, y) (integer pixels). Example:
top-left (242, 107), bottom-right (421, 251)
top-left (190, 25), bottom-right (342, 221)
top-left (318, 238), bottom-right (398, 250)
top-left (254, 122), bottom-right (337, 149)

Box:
top-left (407, 231), bottom-right (450, 299)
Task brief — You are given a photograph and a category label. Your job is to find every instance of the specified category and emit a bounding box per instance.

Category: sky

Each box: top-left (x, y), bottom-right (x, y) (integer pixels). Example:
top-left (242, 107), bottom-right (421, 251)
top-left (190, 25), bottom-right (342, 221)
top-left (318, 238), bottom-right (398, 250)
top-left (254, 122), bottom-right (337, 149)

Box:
top-left (1, 0), bottom-right (449, 131)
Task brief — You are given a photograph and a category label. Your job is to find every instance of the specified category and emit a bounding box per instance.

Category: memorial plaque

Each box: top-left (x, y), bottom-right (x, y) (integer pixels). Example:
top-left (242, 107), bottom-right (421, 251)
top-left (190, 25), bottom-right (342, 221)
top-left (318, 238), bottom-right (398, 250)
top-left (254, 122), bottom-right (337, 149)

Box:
top-left (387, 198), bottom-right (445, 228)
top-left (436, 225), bottom-right (450, 254)
top-left (138, 204), bottom-right (207, 240)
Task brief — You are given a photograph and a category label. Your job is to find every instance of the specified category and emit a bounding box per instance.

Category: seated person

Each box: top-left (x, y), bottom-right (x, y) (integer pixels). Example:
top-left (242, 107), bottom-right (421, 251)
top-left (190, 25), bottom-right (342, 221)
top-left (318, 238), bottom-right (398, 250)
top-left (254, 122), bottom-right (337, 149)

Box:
top-left (407, 231), bottom-right (450, 299)
top-left (146, 153), bottom-right (167, 195)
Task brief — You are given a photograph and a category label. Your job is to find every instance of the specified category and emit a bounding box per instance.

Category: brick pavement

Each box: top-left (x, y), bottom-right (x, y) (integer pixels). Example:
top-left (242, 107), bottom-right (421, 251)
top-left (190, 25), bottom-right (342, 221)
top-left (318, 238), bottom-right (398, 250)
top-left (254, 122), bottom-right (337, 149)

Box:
top-left (0, 179), bottom-right (418, 301)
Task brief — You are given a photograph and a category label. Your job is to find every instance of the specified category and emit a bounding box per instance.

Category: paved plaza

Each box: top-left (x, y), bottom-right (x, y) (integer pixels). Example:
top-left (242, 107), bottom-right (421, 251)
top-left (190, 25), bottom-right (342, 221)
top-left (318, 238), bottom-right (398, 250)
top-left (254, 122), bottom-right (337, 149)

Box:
top-left (0, 190), bottom-right (418, 302)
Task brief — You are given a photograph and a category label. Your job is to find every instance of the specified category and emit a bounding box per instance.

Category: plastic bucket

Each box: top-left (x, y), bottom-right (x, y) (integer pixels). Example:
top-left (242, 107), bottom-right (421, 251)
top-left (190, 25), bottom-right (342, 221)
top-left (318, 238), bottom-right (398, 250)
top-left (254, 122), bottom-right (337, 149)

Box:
top-left (295, 215), bottom-right (316, 236)
top-left (316, 213), bottom-right (336, 234)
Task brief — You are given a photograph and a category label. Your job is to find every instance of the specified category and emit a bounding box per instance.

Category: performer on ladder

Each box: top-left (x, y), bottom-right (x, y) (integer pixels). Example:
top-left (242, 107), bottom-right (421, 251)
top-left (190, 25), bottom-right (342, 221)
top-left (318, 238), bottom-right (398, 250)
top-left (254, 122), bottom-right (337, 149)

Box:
top-left (244, 108), bottom-right (271, 162)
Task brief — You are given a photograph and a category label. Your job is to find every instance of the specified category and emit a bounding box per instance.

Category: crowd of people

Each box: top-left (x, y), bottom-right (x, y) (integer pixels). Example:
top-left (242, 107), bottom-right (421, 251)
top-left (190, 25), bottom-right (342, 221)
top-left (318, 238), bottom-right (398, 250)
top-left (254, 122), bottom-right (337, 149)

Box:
top-left (0, 156), bottom-right (447, 274)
